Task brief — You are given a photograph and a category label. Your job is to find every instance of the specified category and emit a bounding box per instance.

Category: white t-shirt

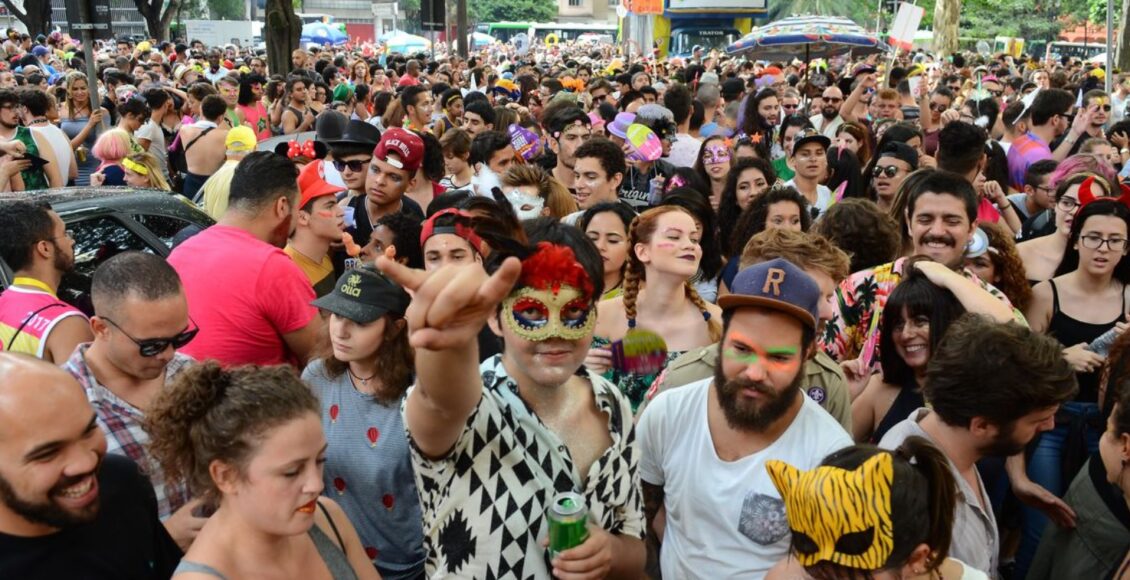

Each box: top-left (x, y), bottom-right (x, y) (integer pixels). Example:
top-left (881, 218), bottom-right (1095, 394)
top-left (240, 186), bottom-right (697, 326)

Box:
top-left (783, 178), bottom-right (833, 218)
top-left (135, 119), bottom-right (167, 178)
top-left (30, 124), bottom-right (71, 185)
top-left (666, 133), bottom-right (702, 168)
top-left (638, 378), bottom-right (852, 578)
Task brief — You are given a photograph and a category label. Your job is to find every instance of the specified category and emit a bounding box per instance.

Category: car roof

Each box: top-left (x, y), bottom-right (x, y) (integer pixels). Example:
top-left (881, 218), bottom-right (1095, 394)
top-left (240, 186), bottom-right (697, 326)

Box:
top-left (0, 186), bottom-right (202, 216)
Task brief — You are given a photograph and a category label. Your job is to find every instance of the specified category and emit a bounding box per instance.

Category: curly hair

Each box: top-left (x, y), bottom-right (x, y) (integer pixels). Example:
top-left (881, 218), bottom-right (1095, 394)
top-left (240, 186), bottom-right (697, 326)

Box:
top-left (977, 222), bottom-right (1032, 312)
top-left (374, 212), bottom-right (423, 269)
top-left (718, 157), bottom-right (776, 256)
top-left (729, 185), bottom-right (813, 259)
top-left (623, 206), bottom-right (722, 341)
top-left (739, 228), bottom-right (850, 283)
top-left (814, 198), bottom-right (901, 273)
top-left (144, 363), bottom-right (320, 503)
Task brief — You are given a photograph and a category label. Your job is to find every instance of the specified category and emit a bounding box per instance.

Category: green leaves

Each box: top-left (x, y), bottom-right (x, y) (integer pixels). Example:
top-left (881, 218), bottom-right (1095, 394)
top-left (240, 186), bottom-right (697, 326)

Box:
top-left (469, 0), bottom-right (555, 25)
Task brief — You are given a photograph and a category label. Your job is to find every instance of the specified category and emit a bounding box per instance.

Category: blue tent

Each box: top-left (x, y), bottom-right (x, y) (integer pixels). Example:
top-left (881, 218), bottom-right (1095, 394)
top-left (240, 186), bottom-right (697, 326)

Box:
top-left (301, 22), bottom-right (348, 47)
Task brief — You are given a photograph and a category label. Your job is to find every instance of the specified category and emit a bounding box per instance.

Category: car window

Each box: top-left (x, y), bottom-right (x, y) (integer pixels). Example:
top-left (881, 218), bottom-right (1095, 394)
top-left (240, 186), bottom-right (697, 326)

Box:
top-left (131, 213), bottom-right (197, 247)
top-left (60, 216), bottom-right (156, 315)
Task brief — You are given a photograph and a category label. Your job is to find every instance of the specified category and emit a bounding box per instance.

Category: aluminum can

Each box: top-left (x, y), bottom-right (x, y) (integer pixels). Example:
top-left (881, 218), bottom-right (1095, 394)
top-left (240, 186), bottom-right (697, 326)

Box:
top-left (547, 492), bottom-right (589, 557)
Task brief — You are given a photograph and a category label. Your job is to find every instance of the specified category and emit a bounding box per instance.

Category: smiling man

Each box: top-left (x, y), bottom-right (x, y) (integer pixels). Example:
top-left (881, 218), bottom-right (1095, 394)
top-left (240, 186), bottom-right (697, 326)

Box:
top-left (638, 259), bottom-right (852, 577)
top-left (823, 170), bottom-right (1025, 369)
top-left (0, 353), bottom-right (181, 577)
top-left (563, 137), bottom-right (629, 226)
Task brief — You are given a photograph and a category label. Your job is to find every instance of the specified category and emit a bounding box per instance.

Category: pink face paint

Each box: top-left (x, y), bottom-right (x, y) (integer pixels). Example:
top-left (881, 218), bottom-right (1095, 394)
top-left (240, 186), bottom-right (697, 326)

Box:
top-left (655, 242), bottom-right (676, 249)
top-left (316, 210), bottom-right (336, 218)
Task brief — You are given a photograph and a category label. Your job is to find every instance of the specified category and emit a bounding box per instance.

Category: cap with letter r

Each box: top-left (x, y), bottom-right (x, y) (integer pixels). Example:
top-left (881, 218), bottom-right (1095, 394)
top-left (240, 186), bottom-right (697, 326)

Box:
top-left (718, 258), bottom-right (820, 331)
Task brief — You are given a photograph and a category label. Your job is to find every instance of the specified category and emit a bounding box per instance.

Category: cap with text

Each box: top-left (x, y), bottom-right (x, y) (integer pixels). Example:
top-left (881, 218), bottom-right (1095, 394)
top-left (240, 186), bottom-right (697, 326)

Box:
top-left (718, 258), bottom-right (820, 331)
top-left (373, 127), bottom-right (424, 173)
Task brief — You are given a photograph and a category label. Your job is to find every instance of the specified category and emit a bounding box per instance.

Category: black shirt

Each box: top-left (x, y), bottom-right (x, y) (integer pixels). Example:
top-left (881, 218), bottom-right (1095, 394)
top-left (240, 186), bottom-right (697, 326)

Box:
top-left (0, 454), bottom-right (182, 579)
top-left (335, 195), bottom-right (426, 273)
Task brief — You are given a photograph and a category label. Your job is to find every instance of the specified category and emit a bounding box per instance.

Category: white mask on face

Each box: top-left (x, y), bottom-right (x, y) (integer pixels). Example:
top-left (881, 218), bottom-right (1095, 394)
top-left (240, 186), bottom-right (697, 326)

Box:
top-left (504, 188), bottom-right (545, 220)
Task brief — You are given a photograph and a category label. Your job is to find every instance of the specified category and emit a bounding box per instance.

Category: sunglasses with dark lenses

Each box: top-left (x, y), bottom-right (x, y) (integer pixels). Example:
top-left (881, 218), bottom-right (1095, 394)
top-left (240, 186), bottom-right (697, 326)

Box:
top-left (929, 103), bottom-right (948, 113)
top-left (872, 165), bottom-right (901, 178)
top-left (333, 159), bottom-right (369, 172)
top-left (102, 316), bottom-right (199, 357)
top-left (1094, 104), bottom-right (1113, 112)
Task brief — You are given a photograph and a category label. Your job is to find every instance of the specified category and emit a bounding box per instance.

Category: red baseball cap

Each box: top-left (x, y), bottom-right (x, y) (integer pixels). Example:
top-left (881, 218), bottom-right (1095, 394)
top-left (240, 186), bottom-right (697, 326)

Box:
top-left (374, 128), bottom-right (424, 174)
top-left (297, 160), bottom-right (344, 209)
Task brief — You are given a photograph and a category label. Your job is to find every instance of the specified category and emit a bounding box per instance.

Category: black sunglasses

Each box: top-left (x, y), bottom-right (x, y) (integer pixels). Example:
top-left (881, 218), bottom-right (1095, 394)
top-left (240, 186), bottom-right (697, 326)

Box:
top-left (102, 316), bottom-right (199, 357)
top-left (333, 159), bottom-right (369, 172)
top-left (872, 165), bottom-right (901, 178)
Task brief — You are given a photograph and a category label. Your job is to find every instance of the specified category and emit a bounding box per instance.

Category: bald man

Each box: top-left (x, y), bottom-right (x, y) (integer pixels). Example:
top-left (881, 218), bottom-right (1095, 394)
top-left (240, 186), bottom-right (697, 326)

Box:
top-left (0, 353), bottom-right (181, 577)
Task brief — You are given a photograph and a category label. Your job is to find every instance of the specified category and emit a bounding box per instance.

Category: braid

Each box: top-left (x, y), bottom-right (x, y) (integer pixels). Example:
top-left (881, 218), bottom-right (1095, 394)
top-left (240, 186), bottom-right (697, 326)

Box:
top-left (684, 281), bottom-right (722, 342)
top-left (623, 216), bottom-right (644, 324)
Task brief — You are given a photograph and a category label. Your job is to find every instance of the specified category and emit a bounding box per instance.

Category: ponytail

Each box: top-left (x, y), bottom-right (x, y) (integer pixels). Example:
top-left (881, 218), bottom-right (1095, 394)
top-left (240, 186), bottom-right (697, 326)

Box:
top-left (896, 436), bottom-right (957, 572)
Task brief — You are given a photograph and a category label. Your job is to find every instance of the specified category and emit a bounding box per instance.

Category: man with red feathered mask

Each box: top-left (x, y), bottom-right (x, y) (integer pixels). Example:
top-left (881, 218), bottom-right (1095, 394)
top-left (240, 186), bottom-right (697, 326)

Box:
top-left (377, 220), bottom-right (646, 579)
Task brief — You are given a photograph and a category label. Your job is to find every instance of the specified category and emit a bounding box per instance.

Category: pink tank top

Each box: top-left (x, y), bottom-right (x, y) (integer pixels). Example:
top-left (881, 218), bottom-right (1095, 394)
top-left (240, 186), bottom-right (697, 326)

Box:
top-left (239, 102), bottom-right (271, 141)
top-left (0, 280), bottom-right (85, 358)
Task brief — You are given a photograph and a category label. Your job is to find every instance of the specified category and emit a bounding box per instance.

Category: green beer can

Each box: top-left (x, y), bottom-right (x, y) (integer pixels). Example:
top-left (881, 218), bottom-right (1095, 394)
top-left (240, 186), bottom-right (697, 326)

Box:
top-left (547, 492), bottom-right (589, 558)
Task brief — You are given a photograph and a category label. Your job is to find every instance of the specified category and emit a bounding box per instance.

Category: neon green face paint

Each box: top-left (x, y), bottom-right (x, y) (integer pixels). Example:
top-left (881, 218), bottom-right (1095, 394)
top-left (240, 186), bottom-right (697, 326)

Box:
top-left (723, 331), bottom-right (800, 373)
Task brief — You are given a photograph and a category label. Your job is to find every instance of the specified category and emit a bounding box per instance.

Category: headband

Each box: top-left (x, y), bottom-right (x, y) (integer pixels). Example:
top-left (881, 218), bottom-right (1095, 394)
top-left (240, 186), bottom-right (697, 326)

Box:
top-left (443, 92), bottom-right (462, 106)
top-left (419, 208), bottom-right (488, 256)
top-left (121, 157), bottom-right (149, 175)
top-left (1078, 175), bottom-right (1130, 210)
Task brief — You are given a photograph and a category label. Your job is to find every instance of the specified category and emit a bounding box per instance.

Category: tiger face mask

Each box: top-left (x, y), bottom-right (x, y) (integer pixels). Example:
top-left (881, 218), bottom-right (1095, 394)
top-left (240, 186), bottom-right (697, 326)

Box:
top-left (766, 453), bottom-right (895, 569)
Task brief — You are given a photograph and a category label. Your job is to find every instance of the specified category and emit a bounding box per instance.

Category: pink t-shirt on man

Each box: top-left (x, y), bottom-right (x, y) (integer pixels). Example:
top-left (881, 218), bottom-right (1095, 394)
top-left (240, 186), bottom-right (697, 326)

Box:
top-left (167, 225), bottom-right (317, 366)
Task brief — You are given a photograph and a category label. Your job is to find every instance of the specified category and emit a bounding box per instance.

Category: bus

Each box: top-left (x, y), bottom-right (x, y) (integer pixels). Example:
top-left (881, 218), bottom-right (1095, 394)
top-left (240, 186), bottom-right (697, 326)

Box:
top-left (1049, 41), bottom-right (1106, 61)
top-left (476, 22), bottom-right (538, 43)
top-left (531, 22), bottom-right (619, 42)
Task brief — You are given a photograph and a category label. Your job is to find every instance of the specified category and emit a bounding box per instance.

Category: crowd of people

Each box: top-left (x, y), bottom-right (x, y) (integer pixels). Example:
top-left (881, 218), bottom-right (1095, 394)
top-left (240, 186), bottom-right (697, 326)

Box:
top-left (0, 26), bottom-right (1129, 580)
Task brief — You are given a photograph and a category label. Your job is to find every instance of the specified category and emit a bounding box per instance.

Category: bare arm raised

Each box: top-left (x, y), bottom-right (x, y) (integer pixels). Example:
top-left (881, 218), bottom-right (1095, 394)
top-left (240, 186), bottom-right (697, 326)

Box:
top-left (377, 255), bottom-right (522, 458)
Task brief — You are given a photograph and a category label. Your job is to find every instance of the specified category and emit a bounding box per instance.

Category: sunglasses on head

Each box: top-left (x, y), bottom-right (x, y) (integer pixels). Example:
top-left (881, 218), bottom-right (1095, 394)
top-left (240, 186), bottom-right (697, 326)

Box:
top-left (333, 158), bottom-right (369, 172)
top-left (872, 165), bottom-right (901, 178)
top-left (102, 316), bottom-right (199, 357)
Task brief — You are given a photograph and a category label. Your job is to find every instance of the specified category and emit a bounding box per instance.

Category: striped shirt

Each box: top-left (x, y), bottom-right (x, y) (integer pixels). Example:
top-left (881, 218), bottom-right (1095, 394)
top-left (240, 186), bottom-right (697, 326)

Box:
top-left (879, 408), bottom-right (1000, 578)
top-left (1007, 131), bottom-right (1051, 190)
top-left (62, 343), bottom-right (194, 521)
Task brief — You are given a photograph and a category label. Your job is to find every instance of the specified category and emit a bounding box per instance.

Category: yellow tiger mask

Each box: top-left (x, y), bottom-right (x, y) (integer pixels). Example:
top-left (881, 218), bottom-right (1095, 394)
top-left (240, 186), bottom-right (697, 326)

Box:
top-left (765, 453), bottom-right (894, 569)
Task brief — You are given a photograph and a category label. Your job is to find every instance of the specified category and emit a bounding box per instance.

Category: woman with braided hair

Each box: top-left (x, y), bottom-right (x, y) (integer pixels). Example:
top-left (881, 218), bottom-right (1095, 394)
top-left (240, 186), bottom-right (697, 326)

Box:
top-left (586, 205), bottom-right (723, 412)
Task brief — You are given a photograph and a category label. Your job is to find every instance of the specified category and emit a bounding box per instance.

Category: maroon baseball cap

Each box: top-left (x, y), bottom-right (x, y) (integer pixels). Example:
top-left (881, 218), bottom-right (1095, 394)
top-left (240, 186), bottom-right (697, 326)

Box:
top-left (374, 128), bottom-right (424, 173)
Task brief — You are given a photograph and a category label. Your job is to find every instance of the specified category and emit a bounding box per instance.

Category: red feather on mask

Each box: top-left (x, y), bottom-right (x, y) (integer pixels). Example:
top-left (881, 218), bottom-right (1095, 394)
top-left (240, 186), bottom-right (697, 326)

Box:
top-left (518, 242), bottom-right (594, 301)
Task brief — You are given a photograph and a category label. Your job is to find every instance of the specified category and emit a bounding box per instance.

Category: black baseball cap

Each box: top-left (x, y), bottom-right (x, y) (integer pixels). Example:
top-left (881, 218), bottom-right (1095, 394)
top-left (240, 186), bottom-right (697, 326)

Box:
top-left (312, 268), bottom-right (410, 323)
top-left (877, 141), bottom-right (919, 169)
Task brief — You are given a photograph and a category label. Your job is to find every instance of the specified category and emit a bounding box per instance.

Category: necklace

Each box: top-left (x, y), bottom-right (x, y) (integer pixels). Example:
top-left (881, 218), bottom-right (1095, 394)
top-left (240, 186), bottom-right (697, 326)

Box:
top-left (348, 367), bottom-right (378, 386)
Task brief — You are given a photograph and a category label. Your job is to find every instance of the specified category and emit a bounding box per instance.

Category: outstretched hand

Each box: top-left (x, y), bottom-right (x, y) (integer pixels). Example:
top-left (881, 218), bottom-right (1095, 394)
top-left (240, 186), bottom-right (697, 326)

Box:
top-left (376, 255), bottom-right (522, 351)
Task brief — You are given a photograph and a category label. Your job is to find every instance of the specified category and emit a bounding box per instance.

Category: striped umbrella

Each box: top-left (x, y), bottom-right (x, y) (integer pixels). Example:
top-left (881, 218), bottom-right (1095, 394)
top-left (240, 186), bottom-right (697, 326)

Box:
top-left (726, 15), bottom-right (890, 60)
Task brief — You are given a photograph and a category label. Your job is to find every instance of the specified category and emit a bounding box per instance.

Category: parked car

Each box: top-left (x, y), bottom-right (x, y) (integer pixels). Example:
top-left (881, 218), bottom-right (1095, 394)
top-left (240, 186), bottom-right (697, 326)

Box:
top-left (0, 187), bottom-right (215, 316)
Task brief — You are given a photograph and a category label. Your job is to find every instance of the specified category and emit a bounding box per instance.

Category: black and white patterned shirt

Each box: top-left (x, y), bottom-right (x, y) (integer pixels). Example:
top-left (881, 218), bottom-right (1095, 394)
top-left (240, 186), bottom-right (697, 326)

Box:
top-left (406, 354), bottom-right (644, 579)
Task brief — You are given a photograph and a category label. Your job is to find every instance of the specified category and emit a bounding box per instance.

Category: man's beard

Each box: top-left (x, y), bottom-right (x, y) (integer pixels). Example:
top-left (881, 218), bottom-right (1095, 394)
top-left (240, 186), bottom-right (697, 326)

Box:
top-left (0, 117), bottom-right (17, 130)
top-left (977, 422), bottom-right (1028, 457)
top-left (52, 241), bottom-right (74, 273)
top-left (0, 467), bottom-right (101, 528)
top-left (821, 106), bottom-right (838, 120)
top-left (714, 359), bottom-right (803, 432)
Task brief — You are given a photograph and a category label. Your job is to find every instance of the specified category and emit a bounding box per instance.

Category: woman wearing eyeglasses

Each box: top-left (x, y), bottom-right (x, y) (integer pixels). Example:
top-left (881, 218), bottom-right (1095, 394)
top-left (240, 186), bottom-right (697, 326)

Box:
top-left (1015, 193), bottom-right (1130, 577)
top-left (1017, 172), bottom-right (1112, 284)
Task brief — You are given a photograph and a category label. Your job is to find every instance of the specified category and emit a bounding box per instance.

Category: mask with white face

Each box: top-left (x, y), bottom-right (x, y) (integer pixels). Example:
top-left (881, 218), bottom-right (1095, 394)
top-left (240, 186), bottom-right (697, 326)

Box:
top-left (504, 188), bottom-right (545, 220)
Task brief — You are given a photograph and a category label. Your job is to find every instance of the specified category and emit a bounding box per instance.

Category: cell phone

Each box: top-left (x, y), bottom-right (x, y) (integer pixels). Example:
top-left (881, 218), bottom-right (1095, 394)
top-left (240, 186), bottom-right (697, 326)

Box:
top-left (21, 153), bottom-right (48, 169)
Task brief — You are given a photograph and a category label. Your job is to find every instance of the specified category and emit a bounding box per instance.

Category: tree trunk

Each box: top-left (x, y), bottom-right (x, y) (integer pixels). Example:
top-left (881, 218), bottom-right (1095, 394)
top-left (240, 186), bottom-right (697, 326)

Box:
top-left (0, 0), bottom-right (52, 37)
top-left (1120, 0), bottom-right (1130, 72)
top-left (932, 0), bottom-right (960, 57)
top-left (266, 0), bottom-right (301, 76)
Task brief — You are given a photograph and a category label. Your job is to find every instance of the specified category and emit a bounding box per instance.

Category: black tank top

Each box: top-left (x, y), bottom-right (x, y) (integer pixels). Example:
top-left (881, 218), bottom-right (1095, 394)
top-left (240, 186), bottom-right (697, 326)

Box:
top-left (1047, 279), bottom-right (1126, 403)
top-left (871, 376), bottom-right (924, 444)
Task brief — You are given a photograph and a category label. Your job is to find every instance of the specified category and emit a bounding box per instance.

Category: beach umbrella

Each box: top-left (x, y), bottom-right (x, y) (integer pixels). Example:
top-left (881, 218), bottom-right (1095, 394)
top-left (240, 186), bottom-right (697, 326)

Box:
top-left (726, 15), bottom-right (890, 60)
top-left (301, 22), bottom-right (348, 47)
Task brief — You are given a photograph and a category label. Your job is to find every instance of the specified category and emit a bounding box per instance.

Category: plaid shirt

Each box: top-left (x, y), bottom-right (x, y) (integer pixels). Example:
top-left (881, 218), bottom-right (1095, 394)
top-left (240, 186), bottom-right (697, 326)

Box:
top-left (63, 343), bottom-right (194, 521)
